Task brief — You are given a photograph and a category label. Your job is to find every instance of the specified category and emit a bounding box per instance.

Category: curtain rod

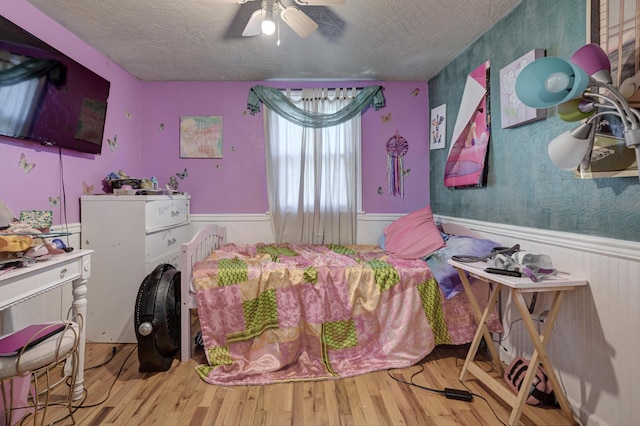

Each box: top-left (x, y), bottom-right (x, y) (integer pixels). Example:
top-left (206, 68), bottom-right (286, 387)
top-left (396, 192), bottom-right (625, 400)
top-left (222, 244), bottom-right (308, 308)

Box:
top-left (276, 87), bottom-right (366, 91)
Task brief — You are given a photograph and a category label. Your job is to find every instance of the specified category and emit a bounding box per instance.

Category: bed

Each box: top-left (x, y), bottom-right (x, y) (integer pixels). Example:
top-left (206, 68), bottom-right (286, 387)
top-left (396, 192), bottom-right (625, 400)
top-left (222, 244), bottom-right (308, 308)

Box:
top-left (179, 219), bottom-right (503, 386)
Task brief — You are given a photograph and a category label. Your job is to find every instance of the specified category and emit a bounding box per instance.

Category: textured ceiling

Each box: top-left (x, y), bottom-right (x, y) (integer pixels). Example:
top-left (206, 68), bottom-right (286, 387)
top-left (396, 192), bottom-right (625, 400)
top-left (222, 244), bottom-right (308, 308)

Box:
top-left (24, 0), bottom-right (521, 82)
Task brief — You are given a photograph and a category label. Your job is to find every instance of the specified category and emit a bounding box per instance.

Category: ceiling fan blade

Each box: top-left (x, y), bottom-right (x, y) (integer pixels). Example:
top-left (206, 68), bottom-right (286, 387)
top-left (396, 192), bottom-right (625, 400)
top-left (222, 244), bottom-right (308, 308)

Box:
top-left (242, 9), bottom-right (263, 37)
top-left (294, 0), bottom-right (346, 5)
top-left (281, 7), bottom-right (319, 38)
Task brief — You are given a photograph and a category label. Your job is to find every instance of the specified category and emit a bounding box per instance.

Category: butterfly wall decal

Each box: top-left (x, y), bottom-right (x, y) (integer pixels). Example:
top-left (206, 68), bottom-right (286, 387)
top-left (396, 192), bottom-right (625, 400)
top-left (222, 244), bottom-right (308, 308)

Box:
top-left (411, 88), bottom-right (420, 96)
top-left (176, 168), bottom-right (188, 180)
top-left (107, 135), bottom-right (118, 151)
top-left (125, 111), bottom-right (132, 120)
top-left (380, 113), bottom-right (392, 123)
top-left (82, 181), bottom-right (94, 195)
top-left (18, 153), bottom-right (35, 173)
top-left (49, 196), bottom-right (60, 207)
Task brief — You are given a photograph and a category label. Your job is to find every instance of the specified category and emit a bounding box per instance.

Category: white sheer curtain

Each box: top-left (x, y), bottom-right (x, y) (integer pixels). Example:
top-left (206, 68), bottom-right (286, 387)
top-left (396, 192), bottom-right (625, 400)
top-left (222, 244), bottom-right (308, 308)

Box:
top-left (0, 52), bottom-right (46, 137)
top-left (264, 88), bottom-right (361, 244)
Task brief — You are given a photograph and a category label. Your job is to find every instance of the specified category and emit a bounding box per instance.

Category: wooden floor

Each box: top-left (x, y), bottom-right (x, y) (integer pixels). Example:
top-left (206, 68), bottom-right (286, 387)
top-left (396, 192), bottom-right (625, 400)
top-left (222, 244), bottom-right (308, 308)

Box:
top-left (18, 342), bottom-right (578, 426)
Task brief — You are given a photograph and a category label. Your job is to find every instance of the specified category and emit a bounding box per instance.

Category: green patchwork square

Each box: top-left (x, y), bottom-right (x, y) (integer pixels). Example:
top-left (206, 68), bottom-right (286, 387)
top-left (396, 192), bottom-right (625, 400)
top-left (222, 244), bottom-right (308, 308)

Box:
top-left (323, 319), bottom-right (358, 350)
top-left (326, 244), bottom-right (356, 256)
top-left (257, 245), bottom-right (298, 262)
top-left (228, 289), bottom-right (279, 343)
top-left (218, 257), bottom-right (248, 286)
top-left (196, 365), bottom-right (216, 379)
top-left (206, 345), bottom-right (234, 366)
top-left (303, 266), bottom-right (318, 284)
top-left (366, 258), bottom-right (400, 292)
top-left (244, 289), bottom-right (278, 330)
top-left (417, 279), bottom-right (452, 345)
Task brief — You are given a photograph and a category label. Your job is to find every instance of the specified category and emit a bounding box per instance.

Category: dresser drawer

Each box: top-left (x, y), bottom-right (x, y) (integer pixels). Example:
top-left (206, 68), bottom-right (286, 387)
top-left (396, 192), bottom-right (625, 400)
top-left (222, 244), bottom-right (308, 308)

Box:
top-left (146, 249), bottom-right (181, 274)
top-left (0, 256), bottom-right (81, 311)
top-left (145, 198), bottom-right (189, 232)
top-left (145, 223), bottom-right (190, 260)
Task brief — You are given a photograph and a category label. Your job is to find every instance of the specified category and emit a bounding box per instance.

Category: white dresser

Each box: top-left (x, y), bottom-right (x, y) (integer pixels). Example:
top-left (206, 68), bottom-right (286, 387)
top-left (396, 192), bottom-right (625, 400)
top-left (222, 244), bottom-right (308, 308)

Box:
top-left (80, 194), bottom-right (190, 343)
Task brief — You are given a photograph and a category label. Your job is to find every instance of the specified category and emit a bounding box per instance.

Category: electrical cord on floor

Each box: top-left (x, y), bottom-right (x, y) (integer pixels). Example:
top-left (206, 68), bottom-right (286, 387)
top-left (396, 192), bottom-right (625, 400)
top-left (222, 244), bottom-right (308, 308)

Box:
top-left (457, 381), bottom-right (508, 426)
top-left (34, 344), bottom-right (140, 425)
top-left (388, 359), bottom-right (508, 426)
top-left (73, 344), bottom-right (137, 410)
top-left (12, 346), bottom-right (119, 424)
top-left (387, 364), bottom-right (445, 397)
top-left (449, 357), bottom-right (508, 426)
top-left (387, 363), bottom-right (475, 402)
top-left (85, 346), bottom-right (118, 371)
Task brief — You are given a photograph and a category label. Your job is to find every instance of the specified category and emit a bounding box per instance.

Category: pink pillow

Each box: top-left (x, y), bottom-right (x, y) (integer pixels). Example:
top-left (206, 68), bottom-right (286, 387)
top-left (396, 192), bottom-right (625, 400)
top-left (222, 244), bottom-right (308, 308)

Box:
top-left (383, 206), bottom-right (445, 259)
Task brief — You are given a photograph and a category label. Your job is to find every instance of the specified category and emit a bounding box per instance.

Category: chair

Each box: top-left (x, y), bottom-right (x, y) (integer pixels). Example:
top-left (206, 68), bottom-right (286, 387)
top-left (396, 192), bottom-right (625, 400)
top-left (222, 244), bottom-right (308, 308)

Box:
top-left (0, 311), bottom-right (82, 425)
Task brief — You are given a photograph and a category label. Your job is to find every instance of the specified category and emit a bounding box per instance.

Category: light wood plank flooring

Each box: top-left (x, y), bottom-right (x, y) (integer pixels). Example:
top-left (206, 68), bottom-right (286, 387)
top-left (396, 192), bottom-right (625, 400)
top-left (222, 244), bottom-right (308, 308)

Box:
top-left (21, 342), bottom-right (577, 425)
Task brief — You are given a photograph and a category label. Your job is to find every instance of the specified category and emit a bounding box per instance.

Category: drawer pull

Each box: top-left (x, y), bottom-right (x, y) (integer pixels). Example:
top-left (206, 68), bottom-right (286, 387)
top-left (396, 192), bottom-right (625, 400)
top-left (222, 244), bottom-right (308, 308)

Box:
top-left (60, 268), bottom-right (68, 279)
top-left (167, 238), bottom-right (177, 246)
top-left (171, 210), bottom-right (180, 217)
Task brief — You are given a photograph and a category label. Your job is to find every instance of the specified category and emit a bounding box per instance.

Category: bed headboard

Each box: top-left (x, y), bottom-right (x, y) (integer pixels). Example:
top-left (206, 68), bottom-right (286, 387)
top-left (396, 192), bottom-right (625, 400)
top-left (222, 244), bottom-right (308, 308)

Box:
top-left (179, 224), bottom-right (226, 361)
top-left (440, 222), bottom-right (480, 238)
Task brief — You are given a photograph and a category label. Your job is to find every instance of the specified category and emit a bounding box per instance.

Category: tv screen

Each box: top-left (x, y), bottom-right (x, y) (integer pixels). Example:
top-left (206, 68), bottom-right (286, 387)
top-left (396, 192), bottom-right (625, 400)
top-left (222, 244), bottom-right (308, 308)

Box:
top-left (0, 14), bottom-right (110, 155)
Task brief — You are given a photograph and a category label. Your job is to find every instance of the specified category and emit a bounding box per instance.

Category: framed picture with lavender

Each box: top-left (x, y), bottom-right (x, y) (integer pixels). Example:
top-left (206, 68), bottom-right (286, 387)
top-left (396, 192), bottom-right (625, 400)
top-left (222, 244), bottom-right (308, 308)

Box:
top-left (499, 48), bottom-right (546, 129)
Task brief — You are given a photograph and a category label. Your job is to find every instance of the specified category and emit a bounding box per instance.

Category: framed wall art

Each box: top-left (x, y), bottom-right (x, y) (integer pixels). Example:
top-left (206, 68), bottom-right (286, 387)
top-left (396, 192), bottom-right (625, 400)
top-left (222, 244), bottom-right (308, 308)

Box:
top-left (179, 115), bottom-right (223, 159)
top-left (444, 60), bottom-right (490, 188)
top-left (430, 104), bottom-right (446, 150)
top-left (500, 49), bottom-right (546, 129)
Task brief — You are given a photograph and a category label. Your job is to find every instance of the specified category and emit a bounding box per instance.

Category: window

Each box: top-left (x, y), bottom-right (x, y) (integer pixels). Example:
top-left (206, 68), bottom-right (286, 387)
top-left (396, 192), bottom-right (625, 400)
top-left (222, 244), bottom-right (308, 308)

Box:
top-left (264, 88), bottom-right (361, 244)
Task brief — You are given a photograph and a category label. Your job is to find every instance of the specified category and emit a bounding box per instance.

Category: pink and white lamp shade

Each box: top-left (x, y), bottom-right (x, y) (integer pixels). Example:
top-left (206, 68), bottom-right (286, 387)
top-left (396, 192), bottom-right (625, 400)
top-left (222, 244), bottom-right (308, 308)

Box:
top-left (570, 43), bottom-right (612, 84)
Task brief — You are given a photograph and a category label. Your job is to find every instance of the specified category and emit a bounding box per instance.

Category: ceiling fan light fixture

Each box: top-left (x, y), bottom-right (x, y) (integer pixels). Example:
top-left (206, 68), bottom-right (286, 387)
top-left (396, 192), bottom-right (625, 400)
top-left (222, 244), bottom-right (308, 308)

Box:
top-left (261, 8), bottom-right (276, 35)
top-left (281, 7), bottom-right (318, 37)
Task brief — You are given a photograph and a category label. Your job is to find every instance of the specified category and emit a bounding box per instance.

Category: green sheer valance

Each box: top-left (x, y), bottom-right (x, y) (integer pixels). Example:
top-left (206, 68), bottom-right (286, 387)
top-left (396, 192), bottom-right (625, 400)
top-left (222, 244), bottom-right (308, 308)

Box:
top-left (0, 58), bottom-right (66, 88)
top-left (247, 85), bottom-right (385, 128)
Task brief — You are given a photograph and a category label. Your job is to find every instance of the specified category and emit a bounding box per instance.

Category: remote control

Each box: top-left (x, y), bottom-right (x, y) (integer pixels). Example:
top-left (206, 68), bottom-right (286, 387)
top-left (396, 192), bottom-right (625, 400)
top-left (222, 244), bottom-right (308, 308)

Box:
top-left (484, 267), bottom-right (522, 277)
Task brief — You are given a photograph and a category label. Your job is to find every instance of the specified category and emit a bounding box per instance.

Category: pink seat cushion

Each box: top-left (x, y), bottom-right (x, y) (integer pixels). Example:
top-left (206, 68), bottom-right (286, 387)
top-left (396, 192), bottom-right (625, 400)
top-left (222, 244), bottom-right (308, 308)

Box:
top-left (383, 206), bottom-right (445, 259)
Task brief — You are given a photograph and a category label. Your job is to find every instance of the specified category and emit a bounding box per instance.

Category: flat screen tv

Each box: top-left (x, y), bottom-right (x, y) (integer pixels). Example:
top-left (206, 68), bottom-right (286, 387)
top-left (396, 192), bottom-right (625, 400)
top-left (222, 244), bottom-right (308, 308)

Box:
top-left (0, 14), bottom-right (110, 155)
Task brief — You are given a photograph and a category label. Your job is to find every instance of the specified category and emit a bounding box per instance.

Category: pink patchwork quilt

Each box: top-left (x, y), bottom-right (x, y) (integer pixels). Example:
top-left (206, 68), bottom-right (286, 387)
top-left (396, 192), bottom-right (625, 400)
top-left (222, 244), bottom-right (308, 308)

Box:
top-left (191, 243), bottom-right (502, 386)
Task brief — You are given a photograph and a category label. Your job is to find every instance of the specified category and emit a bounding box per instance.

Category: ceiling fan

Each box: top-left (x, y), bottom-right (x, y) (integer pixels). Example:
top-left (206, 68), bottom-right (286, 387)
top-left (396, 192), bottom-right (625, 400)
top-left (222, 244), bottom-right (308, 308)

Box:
top-left (238, 0), bottom-right (346, 38)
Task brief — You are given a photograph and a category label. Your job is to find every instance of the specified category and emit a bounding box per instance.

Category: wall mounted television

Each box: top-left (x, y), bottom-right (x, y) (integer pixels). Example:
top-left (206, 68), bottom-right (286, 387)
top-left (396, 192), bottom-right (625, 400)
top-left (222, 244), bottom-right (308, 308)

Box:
top-left (0, 14), bottom-right (110, 155)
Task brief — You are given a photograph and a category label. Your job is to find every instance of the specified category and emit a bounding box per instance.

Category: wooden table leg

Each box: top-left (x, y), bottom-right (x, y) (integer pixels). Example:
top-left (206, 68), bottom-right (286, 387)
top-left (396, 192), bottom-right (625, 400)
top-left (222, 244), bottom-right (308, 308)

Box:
top-left (511, 290), bottom-right (575, 425)
top-left (456, 268), bottom-right (503, 381)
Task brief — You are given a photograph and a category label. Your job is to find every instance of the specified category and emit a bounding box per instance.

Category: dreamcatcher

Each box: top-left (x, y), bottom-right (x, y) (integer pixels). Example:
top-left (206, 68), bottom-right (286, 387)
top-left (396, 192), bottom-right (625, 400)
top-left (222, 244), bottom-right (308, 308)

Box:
top-left (386, 130), bottom-right (409, 198)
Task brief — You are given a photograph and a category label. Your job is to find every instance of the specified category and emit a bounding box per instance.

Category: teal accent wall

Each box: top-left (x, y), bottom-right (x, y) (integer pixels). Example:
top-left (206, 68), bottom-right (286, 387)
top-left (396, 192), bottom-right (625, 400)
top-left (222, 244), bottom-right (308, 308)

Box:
top-left (429, 0), bottom-right (640, 242)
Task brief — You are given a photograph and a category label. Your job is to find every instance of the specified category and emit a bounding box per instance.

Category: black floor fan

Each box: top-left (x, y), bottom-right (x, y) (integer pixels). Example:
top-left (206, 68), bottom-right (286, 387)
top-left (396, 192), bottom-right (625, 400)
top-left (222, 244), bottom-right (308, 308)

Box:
top-left (134, 263), bottom-right (181, 372)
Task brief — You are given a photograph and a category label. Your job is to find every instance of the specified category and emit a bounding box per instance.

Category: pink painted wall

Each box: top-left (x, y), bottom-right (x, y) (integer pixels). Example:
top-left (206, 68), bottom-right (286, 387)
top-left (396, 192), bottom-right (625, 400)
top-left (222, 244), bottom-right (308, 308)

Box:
top-left (0, 0), bottom-right (141, 225)
top-left (1, 0), bottom-right (431, 226)
top-left (139, 81), bottom-right (431, 214)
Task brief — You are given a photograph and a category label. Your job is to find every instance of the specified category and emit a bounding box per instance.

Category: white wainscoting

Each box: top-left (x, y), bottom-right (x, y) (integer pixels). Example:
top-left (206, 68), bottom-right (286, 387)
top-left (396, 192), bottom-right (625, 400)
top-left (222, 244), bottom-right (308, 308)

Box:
top-left (436, 215), bottom-right (639, 426)
top-left (189, 212), bottom-right (400, 245)
top-left (4, 214), bottom-right (634, 426)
